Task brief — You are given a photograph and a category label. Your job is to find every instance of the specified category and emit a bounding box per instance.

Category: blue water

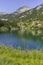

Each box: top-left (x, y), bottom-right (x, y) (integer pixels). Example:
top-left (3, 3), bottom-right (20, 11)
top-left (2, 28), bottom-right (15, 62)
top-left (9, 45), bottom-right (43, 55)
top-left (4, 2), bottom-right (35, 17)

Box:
top-left (0, 32), bottom-right (43, 50)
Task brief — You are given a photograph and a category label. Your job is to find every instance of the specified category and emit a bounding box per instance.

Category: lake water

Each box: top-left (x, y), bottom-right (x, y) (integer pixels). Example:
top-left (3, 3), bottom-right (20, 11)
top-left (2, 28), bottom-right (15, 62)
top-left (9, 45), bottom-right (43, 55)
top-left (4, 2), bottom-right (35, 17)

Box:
top-left (0, 32), bottom-right (43, 50)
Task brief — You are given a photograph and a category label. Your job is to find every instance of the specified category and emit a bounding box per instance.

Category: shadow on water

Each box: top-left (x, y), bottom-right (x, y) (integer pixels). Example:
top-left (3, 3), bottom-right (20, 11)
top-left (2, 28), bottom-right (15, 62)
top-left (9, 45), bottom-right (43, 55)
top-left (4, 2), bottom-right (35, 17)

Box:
top-left (0, 30), bottom-right (43, 50)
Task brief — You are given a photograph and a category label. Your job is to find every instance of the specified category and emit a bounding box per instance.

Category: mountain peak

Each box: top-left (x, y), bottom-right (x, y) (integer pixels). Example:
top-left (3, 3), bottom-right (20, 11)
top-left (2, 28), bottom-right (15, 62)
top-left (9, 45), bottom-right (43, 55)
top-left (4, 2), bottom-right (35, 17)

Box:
top-left (17, 5), bottom-right (29, 10)
top-left (15, 5), bottom-right (29, 13)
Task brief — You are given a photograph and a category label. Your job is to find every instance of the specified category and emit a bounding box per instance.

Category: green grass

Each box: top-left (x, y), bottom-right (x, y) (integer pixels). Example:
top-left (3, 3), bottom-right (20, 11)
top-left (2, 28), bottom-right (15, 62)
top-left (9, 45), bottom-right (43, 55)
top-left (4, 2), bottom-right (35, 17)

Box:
top-left (0, 45), bottom-right (43, 65)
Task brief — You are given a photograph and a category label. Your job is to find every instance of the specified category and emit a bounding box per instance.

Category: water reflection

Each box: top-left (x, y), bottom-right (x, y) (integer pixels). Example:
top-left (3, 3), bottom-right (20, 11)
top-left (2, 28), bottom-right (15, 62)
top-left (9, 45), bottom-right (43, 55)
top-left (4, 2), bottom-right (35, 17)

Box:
top-left (0, 31), bottom-right (43, 50)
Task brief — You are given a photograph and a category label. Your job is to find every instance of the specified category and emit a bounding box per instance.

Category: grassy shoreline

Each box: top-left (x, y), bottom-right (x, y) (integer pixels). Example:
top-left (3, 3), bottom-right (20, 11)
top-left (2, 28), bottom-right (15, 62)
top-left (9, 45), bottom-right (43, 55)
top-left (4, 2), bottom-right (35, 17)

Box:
top-left (0, 45), bottom-right (43, 65)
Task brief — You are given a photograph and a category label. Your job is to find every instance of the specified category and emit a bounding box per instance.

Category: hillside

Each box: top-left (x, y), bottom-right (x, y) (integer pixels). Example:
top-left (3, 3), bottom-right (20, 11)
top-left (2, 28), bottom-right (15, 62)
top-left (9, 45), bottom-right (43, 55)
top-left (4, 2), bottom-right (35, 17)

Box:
top-left (0, 4), bottom-right (43, 20)
top-left (0, 4), bottom-right (43, 36)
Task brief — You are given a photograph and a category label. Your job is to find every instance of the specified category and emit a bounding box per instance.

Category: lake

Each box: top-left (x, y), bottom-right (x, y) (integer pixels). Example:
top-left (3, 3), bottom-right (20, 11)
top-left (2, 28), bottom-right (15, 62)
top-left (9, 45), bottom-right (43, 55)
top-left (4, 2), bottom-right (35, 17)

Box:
top-left (0, 31), bottom-right (43, 50)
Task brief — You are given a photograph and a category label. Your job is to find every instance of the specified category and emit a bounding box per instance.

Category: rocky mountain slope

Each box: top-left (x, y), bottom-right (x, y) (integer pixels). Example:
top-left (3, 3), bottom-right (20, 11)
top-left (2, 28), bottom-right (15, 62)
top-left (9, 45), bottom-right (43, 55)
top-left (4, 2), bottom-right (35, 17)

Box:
top-left (0, 4), bottom-right (43, 36)
top-left (0, 4), bottom-right (43, 21)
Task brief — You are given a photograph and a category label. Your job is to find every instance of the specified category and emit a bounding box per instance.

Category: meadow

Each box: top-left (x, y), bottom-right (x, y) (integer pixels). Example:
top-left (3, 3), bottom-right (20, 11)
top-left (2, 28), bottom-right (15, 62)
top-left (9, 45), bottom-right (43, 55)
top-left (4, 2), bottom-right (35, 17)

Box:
top-left (0, 45), bottom-right (43, 65)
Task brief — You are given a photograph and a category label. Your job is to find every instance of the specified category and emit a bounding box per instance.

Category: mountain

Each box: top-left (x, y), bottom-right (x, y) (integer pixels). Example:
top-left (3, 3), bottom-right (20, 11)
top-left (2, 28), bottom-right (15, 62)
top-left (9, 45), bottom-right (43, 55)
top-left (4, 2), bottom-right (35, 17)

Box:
top-left (0, 12), bottom-right (8, 16)
top-left (18, 4), bottom-right (43, 21)
top-left (0, 6), bottom-right (29, 20)
top-left (14, 6), bottom-right (29, 14)
top-left (0, 4), bottom-right (43, 21)
top-left (0, 4), bottom-right (43, 36)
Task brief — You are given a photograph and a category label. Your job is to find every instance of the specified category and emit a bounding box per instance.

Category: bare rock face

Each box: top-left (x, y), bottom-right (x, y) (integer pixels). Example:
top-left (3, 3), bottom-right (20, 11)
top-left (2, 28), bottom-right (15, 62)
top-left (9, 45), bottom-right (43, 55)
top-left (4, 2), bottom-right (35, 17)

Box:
top-left (16, 6), bottom-right (29, 13)
top-left (14, 6), bottom-right (29, 15)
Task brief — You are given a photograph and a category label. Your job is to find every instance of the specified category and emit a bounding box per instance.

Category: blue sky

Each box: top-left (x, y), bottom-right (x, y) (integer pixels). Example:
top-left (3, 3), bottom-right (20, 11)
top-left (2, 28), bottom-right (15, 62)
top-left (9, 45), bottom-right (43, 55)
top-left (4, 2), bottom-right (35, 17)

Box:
top-left (0, 0), bottom-right (43, 13)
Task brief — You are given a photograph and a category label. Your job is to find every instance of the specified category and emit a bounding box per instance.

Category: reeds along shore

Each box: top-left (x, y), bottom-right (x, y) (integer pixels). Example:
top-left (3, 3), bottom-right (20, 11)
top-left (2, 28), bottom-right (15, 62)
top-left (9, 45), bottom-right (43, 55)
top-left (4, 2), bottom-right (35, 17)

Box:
top-left (0, 45), bottom-right (43, 65)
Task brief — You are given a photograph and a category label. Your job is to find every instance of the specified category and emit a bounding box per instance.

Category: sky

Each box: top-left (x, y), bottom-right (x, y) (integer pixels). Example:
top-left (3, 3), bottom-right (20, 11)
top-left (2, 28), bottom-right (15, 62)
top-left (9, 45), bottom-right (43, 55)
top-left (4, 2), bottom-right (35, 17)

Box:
top-left (0, 0), bottom-right (43, 13)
